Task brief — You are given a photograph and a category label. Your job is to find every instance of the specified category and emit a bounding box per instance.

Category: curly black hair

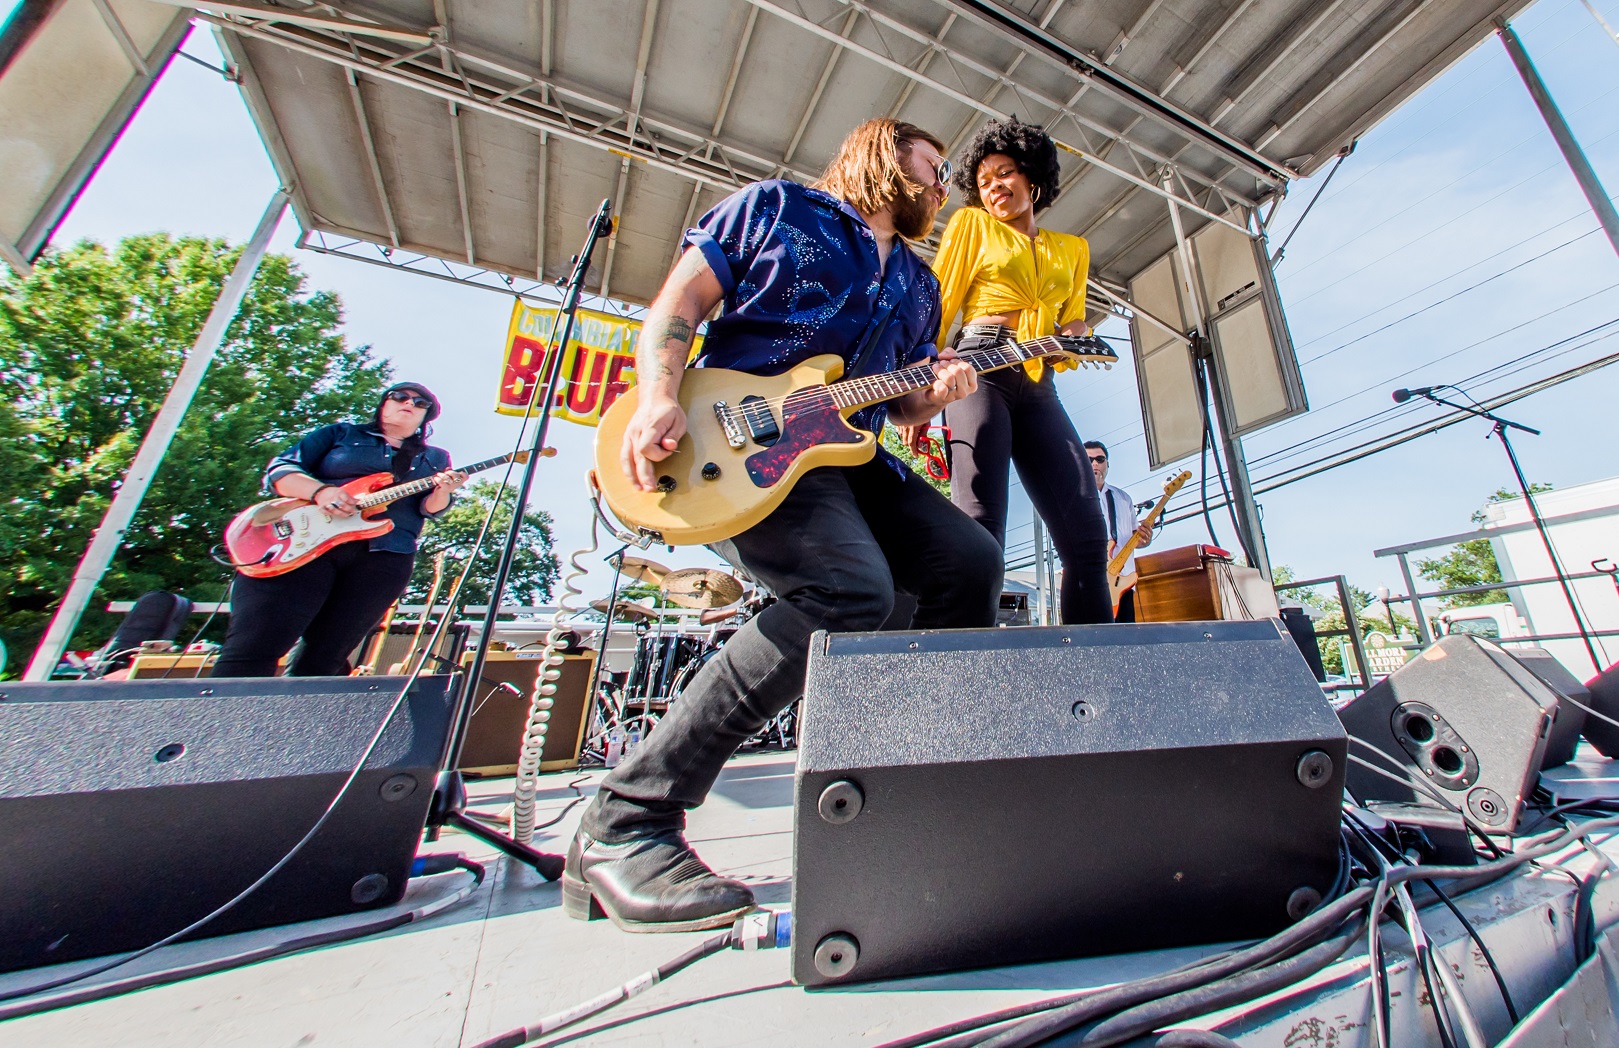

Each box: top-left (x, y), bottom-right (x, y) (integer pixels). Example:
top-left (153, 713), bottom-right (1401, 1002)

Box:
top-left (952, 117), bottom-right (1063, 214)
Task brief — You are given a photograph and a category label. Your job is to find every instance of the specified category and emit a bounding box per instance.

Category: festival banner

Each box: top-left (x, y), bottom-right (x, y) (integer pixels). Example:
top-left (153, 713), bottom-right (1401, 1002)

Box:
top-left (496, 300), bottom-right (641, 427)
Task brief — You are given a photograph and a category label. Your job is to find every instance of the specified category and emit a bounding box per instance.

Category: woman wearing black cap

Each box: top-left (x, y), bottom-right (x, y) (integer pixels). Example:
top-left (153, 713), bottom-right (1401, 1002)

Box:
top-left (211, 382), bottom-right (467, 677)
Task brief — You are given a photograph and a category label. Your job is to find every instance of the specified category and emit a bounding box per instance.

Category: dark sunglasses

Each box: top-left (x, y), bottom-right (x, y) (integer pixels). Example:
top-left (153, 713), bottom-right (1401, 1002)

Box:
top-left (931, 157), bottom-right (954, 189)
top-left (1087, 455), bottom-right (1107, 464)
top-left (387, 391), bottom-right (432, 410)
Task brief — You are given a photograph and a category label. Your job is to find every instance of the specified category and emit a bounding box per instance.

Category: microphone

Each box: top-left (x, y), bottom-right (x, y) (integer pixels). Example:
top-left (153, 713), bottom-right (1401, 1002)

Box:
top-left (1391, 385), bottom-right (1441, 403)
top-left (592, 197), bottom-right (615, 236)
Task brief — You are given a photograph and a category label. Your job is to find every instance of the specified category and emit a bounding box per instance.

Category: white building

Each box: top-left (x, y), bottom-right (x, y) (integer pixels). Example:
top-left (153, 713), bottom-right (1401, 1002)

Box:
top-left (1483, 476), bottom-right (1619, 676)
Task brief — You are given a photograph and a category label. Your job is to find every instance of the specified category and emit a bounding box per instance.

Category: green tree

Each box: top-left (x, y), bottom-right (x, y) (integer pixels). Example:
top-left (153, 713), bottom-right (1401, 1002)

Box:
top-left (0, 235), bottom-right (390, 665)
top-left (407, 480), bottom-right (559, 611)
top-left (1416, 484), bottom-right (1552, 608)
top-left (880, 424), bottom-right (949, 495)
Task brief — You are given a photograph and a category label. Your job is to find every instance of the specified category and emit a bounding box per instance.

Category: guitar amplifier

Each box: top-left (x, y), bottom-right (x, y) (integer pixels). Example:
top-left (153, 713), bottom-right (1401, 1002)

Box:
top-left (456, 651), bottom-right (596, 774)
top-left (1136, 545), bottom-right (1279, 623)
top-left (128, 653), bottom-right (219, 679)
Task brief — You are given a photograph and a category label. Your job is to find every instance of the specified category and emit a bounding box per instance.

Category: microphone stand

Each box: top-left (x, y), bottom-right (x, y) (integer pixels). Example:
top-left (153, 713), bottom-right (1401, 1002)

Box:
top-left (424, 200), bottom-right (615, 880)
top-left (1415, 389), bottom-right (1603, 672)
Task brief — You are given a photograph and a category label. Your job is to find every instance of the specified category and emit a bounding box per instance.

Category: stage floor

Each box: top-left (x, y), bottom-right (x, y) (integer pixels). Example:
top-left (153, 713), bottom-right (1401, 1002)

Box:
top-left (4, 750), bottom-right (1619, 1047)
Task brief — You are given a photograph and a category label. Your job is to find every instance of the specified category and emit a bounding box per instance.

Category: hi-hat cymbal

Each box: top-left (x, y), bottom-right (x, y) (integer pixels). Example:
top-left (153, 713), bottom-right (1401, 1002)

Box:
top-left (661, 567), bottom-right (745, 609)
top-left (608, 553), bottom-right (670, 585)
top-left (588, 598), bottom-right (658, 621)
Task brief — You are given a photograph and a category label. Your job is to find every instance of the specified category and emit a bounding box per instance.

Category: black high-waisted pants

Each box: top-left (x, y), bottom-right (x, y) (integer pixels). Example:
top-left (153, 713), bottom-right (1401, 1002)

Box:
top-left (212, 542), bottom-right (415, 677)
top-left (943, 325), bottom-right (1113, 625)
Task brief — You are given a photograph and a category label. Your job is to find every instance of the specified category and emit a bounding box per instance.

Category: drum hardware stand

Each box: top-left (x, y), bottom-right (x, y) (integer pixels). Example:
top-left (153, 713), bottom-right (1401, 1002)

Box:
top-left (1406, 388), bottom-right (1603, 671)
top-left (583, 542), bottom-right (632, 730)
top-left (423, 199), bottom-right (615, 882)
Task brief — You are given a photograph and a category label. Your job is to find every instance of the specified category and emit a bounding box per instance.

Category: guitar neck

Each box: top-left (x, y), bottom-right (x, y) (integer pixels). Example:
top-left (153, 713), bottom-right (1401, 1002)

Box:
top-left (828, 336), bottom-right (1073, 412)
top-left (1106, 474), bottom-right (1189, 576)
top-left (354, 452), bottom-right (515, 509)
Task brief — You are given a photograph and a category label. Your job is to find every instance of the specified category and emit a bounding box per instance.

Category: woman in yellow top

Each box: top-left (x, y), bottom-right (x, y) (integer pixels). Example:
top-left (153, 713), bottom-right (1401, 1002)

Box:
top-left (927, 118), bottom-right (1112, 624)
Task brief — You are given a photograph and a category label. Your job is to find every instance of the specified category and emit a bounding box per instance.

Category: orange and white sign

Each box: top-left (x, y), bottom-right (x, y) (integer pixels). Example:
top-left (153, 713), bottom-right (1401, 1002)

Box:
top-left (498, 300), bottom-right (666, 426)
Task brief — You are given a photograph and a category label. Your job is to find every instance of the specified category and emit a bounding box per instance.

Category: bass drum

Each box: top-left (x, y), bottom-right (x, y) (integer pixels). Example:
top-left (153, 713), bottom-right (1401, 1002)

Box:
top-left (624, 634), bottom-right (710, 704)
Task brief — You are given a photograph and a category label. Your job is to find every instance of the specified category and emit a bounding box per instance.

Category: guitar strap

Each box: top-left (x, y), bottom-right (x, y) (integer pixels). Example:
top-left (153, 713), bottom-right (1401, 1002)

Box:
top-left (842, 281), bottom-right (903, 388)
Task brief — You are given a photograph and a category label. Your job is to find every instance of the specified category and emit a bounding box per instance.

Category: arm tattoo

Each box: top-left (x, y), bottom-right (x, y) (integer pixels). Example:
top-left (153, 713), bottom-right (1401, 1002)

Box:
top-left (656, 316), bottom-right (695, 348)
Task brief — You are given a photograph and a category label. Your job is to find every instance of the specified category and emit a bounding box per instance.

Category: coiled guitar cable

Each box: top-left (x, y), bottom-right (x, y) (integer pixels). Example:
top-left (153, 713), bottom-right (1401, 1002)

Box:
top-left (510, 475), bottom-right (645, 843)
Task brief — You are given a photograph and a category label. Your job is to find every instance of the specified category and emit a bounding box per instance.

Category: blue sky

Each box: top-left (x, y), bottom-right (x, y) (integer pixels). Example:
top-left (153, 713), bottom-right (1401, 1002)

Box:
top-left (17, 0), bottom-right (1619, 607)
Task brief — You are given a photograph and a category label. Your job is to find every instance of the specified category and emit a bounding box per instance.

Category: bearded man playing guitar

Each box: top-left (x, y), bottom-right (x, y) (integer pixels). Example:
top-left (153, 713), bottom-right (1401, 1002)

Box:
top-left (211, 382), bottom-right (467, 678)
top-left (565, 119), bottom-right (1005, 934)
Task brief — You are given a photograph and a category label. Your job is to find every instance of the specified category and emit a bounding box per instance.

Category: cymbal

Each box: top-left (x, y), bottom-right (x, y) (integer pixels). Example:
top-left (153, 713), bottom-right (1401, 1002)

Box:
top-left (588, 598), bottom-right (658, 621)
top-left (661, 567), bottom-right (745, 609)
top-left (608, 553), bottom-right (670, 585)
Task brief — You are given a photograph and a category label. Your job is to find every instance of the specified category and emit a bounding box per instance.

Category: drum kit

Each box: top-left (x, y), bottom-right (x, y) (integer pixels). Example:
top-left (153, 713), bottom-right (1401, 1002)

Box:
top-left (581, 555), bottom-right (790, 760)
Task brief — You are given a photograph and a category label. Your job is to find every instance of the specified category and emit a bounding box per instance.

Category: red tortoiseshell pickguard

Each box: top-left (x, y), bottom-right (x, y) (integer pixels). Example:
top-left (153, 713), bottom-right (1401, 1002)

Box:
top-left (745, 405), bottom-right (862, 487)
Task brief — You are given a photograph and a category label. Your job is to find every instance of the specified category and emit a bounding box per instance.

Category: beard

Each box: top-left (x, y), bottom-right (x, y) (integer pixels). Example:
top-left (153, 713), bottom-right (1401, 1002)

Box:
top-left (890, 181), bottom-right (941, 240)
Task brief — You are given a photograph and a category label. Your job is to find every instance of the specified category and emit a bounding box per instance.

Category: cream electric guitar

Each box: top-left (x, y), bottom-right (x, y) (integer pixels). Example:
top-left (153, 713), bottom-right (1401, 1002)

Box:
top-left (1107, 470), bottom-right (1192, 610)
top-left (595, 336), bottom-right (1118, 545)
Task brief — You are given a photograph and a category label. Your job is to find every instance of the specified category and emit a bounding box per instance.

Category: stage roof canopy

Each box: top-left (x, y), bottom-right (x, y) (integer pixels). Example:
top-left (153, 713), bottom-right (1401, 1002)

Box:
top-left (4, 0), bottom-right (1534, 306)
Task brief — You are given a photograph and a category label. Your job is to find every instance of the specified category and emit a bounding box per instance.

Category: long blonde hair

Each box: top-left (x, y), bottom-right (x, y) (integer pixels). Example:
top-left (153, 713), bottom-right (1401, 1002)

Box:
top-left (814, 119), bottom-right (945, 217)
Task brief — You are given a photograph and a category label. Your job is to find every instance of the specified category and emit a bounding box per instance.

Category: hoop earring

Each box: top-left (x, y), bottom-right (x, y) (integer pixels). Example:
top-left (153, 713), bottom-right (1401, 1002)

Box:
top-left (1031, 186), bottom-right (1042, 204)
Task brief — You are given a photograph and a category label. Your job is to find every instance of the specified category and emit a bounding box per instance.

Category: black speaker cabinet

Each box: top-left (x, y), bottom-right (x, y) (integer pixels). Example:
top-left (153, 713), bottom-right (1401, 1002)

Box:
top-left (1584, 663), bottom-right (1619, 758)
top-left (791, 620), bottom-right (1347, 986)
top-left (1338, 636), bottom-right (1555, 832)
top-left (457, 651), bottom-right (596, 774)
top-left (0, 675), bottom-right (455, 974)
top-left (1506, 647), bottom-right (1590, 768)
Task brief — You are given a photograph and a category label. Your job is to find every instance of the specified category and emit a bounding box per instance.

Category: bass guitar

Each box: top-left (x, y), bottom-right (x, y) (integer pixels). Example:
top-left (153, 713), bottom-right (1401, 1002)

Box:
top-left (1107, 470), bottom-right (1192, 611)
top-left (224, 451), bottom-right (527, 578)
top-left (595, 335), bottom-right (1117, 545)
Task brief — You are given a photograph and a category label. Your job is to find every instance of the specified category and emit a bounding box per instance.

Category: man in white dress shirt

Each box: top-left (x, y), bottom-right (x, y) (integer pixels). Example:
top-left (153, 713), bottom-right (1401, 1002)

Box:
top-left (1086, 441), bottom-right (1153, 623)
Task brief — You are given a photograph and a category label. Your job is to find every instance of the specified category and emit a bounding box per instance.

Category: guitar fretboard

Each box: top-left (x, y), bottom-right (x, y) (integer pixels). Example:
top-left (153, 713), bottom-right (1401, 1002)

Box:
top-left (353, 452), bottom-right (518, 509)
top-left (826, 336), bottom-right (1097, 412)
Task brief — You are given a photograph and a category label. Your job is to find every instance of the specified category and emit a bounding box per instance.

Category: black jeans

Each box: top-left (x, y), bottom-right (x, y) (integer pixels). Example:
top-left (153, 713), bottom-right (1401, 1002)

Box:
top-left (943, 328), bottom-right (1112, 625)
top-left (582, 458), bottom-right (1005, 840)
top-left (212, 542), bottom-right (415, 677)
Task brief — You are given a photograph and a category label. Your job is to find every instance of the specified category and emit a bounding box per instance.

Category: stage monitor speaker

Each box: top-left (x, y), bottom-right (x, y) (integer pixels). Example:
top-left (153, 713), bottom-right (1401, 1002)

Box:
top-left (457, 651), bottom-right (595, 774)
top-left (1506, 647), bottom-right (1589, 768)
top-left (791, 619), bottom-right (1346, 986)
top-left (1584, 663), bottom-right (1619, 758)
top-left (1337, 636), bottom-right (1555, 832)
top-left (0, 675), bottom-right (455, 974)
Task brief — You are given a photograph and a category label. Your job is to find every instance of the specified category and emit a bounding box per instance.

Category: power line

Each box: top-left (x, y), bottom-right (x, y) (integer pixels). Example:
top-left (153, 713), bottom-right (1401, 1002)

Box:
top-left (1299, 227), bottom-right (1601, 366)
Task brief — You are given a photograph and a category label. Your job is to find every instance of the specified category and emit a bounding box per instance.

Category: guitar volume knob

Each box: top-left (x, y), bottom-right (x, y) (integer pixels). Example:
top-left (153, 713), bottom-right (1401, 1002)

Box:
top-left (656, 475), bottom-right (677, 492)
top-left (701, 462), bottom-right (721, 480)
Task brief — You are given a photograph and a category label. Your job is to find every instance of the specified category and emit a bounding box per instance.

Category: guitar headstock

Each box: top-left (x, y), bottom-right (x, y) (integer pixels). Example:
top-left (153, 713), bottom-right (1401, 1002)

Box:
top-left (1044, 335), bottom-right (1119, 371)
top-left (1164, 469), bottom-right (1193, 497)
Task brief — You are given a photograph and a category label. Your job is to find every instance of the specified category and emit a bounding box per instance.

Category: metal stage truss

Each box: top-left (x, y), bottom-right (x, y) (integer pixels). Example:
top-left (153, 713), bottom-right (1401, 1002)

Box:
top-left (195, 0), bottom-right (1534, 310)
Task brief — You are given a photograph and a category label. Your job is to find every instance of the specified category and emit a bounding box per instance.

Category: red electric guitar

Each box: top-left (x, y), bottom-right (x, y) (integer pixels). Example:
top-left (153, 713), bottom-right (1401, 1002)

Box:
top-left (224, 451), bottom-right (527, 578)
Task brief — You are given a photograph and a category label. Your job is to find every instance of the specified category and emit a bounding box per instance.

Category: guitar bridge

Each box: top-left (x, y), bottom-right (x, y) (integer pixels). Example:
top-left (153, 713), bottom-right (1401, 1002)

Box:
top-left (713, 401), bottom-right (747, 448)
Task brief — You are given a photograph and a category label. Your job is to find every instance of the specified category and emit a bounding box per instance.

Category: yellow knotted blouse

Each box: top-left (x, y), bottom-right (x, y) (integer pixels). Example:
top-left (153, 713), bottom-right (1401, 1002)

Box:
top-left (931, 205), bottom-right (1090, 382)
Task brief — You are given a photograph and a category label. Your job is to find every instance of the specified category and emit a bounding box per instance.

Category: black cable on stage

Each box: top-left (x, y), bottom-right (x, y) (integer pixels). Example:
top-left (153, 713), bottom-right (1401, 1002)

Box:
top-left (1341, 809), bottom-right (1517, 1025)
top-left (1424, 878), bottom-right (1519, 1025)
top-left (0, 856), bottom-right (483, 1023)
top-left (1064, 916), bottom-right (1367, 1048)
top-left (464, 774), bottom-right (590, 832)
top-left (1150, 1032), bottom-right (1243, 1048)
top-left (879, 885), bottom-right (1375, 1048)
top-left (471, 911), bottom-right (790, 1048)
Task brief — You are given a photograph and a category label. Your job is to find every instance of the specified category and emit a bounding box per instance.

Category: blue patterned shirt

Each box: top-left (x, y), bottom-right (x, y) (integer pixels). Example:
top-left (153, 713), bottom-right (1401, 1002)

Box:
top-left (684, 179), bottom-right (940, 446)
